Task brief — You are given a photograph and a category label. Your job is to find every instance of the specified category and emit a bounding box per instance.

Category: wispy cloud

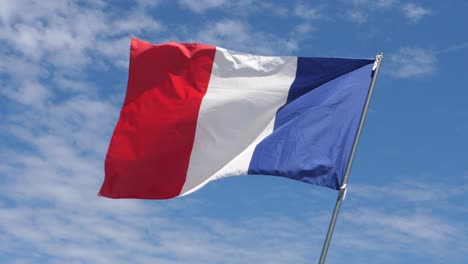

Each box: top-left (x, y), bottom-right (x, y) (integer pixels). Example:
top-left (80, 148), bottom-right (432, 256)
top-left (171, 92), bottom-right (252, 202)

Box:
top-left (192, 19), bottom-right (300, 54)
top-left (0, 1), bottom-right (462, 263)
top-left (293, 23), bottom-right (315, 35)
top-left (341, 0), bottom-right (391, 24)
top-left (177, 0), bottom-right (292, 18)
top-left (351, 179), bottom-right (468, 203)
top-left (345, 0), bottom-right (397, 9)
top-left (402, 3), bottom-right (431, 23)
top-left (0, 0), bottom-right (164, 111)
top-left (438, 41), bottom-right (468, 54)
top-left (1, 115), bottom-right (326, 262)
top-left (294, 2), bottom-right (322, 20)
top-left (340, 209), bottom-right (463, 254)
top-left (335, 177), bottom-right (468, 261)
top-left (346, 9), bottom-right (368, 24)
top-left (341, 0), bottom-right (429, 25)
top-left (178, 0), bottom-right (227, 13)
top-left (375, 0), bottom-right (397, 8)
top-left (388, 47), bottom-right (437, 78)
top-left (0, 0), bottom-right (163, 70)
top-left (0, 1), bottom-right (326, 263)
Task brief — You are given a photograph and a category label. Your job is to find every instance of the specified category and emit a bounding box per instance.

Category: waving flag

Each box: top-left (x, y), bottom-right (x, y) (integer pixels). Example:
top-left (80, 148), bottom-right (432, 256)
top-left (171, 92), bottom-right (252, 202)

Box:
top-left (99, 38), bottom-right (375, 199)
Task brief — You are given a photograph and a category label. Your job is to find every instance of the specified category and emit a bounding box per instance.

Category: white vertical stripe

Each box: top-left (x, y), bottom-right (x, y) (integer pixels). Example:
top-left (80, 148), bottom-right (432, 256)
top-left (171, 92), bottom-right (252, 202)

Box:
top-left (180, 48), bottom-right (297, 196)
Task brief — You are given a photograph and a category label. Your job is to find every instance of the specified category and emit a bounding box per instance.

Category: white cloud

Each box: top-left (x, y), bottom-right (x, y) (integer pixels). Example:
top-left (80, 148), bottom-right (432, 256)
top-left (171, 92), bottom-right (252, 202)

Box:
top-left (255, 2), bottom-right (289, 17)
top-left (0, 138), bottom-right (326, 263)
top-left (0, 0), bottom-right (163, 109)
top-left (389, 47), bottom-right (437, 78)
top-left (177, 0), bottom-right (291, 17)
top-left (340, 209), bottom-right (463, 253)
top-left (334, 178), bottom-right (468, 260)
top-left (1, 1), bottom-right (462, 263)
top-left (375, 0), bottom-right (397, 8)
top-left (402, 3), bottom-right (431, 23)
top-left (0, 2), bottom-right (325, 262)
top-left (0, 0), bottom-right (163, 70)
top-left (193, 19), bottom-right (300, 54)
top-left (336, 0), bottom-right (428, 26)
top-left (439, 41), bottom-right (468, 54)
top-left (2, 81), bottom-right (50, 107)
top-left (346, 9), bottom-right (368, 24)
top-left (294, 2), bottom-right (322, 20)
top-left (178, 0), bottom-right (227, 13)
top-left (294, 23), bottom-right (315, 34)
top-left (351, 180), bottom-right (468, 203)
top-left (136, 0), bottom-right (162, 8)
top-left (344, 0), bottom-right (396, 9)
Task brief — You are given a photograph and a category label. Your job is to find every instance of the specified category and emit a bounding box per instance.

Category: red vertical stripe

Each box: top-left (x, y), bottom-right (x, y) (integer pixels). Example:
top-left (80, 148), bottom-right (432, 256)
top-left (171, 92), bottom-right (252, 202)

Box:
top-left (99, 38), bottom-right (216, 199)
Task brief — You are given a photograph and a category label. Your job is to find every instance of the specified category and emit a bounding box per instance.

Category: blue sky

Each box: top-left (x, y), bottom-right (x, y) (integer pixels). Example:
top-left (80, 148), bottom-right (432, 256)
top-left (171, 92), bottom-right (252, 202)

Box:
top-left (1, 0), bottom-right (467, 263)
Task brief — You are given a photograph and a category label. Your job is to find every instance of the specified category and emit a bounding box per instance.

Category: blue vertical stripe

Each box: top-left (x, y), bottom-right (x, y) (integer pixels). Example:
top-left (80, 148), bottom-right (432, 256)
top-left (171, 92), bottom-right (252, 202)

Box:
top-left (248, 58), bottom-right (374, 190)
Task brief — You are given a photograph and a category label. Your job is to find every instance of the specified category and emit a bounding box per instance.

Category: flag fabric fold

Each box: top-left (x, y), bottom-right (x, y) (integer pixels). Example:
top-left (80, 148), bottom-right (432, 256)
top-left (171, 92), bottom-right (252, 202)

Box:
top-left (99, 38), bottom-right (375, 199)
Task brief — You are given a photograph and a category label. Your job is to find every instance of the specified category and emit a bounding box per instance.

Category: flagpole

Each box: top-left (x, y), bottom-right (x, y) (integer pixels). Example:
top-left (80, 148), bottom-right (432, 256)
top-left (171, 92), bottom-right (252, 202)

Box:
top-left (318, 52), bottom-right (384, 264)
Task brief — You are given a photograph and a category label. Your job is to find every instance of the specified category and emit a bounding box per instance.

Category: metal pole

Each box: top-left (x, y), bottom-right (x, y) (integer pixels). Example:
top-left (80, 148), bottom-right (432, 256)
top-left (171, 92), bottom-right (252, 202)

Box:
top-left (318, 53), bottom-right (384, 264)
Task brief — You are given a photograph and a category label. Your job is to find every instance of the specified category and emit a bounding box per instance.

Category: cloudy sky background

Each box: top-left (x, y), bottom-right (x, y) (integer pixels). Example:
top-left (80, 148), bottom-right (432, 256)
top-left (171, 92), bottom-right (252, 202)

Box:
top-left (1, 0), bottom-right (467, 263)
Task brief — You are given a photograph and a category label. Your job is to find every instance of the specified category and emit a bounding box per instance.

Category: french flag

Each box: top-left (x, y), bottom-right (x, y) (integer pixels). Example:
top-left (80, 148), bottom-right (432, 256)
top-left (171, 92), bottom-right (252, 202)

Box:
top-left (99, 38), bottom-right (375, 199)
